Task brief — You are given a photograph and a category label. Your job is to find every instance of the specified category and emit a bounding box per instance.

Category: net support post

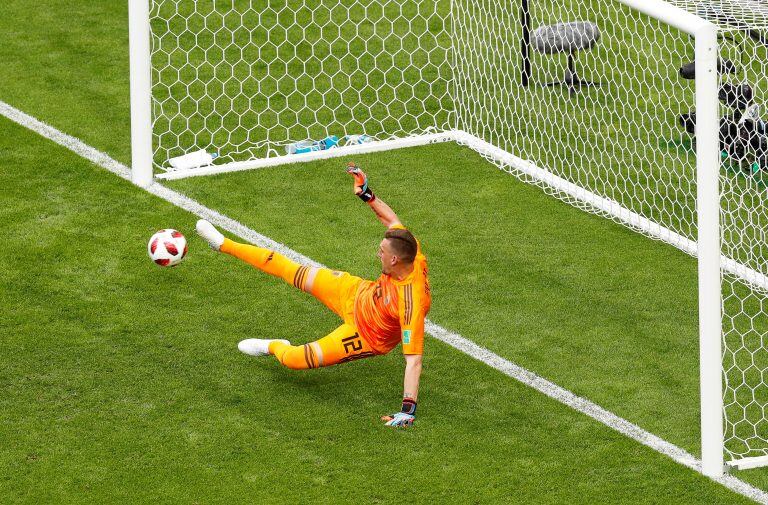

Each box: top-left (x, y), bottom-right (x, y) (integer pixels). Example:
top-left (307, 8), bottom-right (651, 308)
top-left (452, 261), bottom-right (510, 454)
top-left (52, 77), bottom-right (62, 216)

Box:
top-left (694, 22), bottom-right (724, 479)
top-left (520, 0), bottom-right (531, 87)
top-left (129, 0), bottom-right (153, 188)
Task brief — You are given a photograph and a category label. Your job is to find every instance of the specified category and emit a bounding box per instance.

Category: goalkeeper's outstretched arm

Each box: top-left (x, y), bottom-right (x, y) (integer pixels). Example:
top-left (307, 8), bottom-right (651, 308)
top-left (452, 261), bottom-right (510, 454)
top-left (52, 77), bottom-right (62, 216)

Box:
top-left (346, 162), bottom-right (402, 228)
top-left (381, 353), bottom-right (421, 427)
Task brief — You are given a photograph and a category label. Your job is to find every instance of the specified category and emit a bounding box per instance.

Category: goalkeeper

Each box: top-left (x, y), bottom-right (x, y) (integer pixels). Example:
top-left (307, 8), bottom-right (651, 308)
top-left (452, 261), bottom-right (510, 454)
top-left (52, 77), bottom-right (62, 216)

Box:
top-left (196, 162), bottom-right (431, 427)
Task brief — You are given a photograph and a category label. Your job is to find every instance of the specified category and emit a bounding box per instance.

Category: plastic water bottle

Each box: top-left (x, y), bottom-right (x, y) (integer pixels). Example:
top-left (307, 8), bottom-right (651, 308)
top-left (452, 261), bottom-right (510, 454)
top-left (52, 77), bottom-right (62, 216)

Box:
top-left (168, 149), bottom-right (219, 171)
top-left (344, 134), bottom-right (374, 145)
top-left (286, 135), bottom-right (339, 154)
top-left (286, 140), bottom-right (316, 154)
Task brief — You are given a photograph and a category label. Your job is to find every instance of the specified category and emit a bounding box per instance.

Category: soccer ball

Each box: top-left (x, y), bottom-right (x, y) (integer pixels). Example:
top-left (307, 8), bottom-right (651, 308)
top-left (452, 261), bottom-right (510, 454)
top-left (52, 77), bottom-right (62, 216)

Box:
top-left (148, 229), bottom-right (187, 267)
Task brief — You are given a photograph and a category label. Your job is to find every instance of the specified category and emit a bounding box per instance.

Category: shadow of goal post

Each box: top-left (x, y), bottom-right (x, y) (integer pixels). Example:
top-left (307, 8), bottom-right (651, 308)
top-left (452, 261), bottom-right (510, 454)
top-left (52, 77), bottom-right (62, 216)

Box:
top-left (128, 0), bottom-right (728, 476)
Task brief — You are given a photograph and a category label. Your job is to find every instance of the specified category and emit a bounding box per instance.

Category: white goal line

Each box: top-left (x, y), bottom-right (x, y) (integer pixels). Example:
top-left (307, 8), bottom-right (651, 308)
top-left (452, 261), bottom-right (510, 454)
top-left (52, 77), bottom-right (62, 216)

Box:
top-left (1, 99), bottom-right (766, 503)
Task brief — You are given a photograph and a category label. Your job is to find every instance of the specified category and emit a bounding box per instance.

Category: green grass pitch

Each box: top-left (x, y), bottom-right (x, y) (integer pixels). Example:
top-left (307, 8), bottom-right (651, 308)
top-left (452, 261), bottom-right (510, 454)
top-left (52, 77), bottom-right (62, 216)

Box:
top-left (1, 0), bottom-right (768, 503)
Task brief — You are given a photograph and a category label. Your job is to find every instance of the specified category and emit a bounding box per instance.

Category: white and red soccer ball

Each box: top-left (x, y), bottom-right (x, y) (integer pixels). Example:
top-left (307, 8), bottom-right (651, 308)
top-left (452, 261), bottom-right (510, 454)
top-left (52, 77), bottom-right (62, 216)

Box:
top-left (148, 229), bottom-right (187, 267)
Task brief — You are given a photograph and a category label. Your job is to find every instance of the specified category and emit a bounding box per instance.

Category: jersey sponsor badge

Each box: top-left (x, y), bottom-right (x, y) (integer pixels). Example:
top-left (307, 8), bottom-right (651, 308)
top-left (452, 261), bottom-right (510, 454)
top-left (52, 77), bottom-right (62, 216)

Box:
top-left (402, 329), bottom-right (411, 344)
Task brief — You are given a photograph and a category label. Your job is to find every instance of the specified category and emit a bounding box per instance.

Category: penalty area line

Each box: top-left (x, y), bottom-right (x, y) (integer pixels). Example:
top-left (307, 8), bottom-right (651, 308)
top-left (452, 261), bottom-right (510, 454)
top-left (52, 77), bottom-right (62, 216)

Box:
top-left (1, 99), bottom-right (766, 504)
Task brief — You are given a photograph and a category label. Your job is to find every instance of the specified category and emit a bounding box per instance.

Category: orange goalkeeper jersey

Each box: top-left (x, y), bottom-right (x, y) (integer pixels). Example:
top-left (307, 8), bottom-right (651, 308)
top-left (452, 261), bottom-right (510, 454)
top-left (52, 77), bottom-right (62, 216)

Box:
top-left (353, 225), bottom-right (431, 355)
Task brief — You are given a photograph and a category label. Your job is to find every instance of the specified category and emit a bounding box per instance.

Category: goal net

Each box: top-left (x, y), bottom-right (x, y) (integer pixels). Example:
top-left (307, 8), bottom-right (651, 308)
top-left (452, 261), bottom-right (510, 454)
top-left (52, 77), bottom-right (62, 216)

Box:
top-left (461, 0), bottom-right (768, 471)
top-left (145, 0), bottom-right (453, 174)
top-left (130, 0), bottom-right (768, 474)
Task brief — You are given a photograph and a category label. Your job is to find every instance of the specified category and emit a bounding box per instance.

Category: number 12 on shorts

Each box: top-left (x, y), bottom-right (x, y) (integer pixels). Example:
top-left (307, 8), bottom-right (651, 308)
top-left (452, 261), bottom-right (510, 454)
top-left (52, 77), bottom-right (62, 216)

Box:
top-left (342, 335), bottom-right (363, 354)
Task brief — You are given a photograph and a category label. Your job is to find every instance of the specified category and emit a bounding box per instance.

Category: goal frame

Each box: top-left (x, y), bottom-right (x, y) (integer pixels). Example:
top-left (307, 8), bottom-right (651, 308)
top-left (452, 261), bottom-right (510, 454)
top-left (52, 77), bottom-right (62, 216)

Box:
top-left (128, 0), bottom-right (726, 477)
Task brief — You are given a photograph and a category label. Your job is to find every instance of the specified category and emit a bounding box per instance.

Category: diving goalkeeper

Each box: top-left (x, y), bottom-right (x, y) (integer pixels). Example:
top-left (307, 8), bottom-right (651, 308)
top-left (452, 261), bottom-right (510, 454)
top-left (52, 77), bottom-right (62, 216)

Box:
top-left (195, 162), bottom-right (431, 427)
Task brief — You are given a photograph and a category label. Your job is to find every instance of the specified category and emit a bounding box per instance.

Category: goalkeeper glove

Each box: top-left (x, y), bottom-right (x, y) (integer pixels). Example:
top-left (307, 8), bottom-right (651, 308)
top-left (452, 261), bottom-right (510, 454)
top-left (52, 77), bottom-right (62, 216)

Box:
top-left (381, 398), bottom-right (416, 427)
top-left (346, 162), bottom-right (375, 202)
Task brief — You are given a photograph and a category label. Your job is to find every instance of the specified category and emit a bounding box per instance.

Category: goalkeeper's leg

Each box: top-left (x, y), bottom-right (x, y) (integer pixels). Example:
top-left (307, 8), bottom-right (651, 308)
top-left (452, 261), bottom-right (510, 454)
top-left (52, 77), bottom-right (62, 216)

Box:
top-left (264, 323), bottom-right (377, 369)
top-left (221, 238), bottom-right (363, 318)
top-left (197, 219), bottom-right (361, 317)
top-left (220, 238), bottom-right (304, 287)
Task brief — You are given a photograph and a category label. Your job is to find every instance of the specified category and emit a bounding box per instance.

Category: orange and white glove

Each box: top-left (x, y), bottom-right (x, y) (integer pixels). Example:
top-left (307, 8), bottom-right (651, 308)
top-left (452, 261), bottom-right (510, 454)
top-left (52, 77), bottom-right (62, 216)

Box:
top-left (346, 162), bottom-right (375, 202)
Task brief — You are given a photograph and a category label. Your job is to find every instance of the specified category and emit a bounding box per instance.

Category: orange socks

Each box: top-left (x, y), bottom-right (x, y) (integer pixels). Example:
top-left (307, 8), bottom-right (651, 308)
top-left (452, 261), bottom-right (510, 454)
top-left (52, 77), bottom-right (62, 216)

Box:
top-left (221, 238), bottom-right (301, 285)
top-left (268, 341), bottom-right (323, 370)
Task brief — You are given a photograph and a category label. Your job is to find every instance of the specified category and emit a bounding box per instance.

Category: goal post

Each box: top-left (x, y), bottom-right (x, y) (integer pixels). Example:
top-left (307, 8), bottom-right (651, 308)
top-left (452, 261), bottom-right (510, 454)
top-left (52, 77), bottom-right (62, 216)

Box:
top-left (693, 18), bottom-right (724, 478)
top-left (128, 0), bottom-right (153, 188)
top-left (129, 0), bottom-right (768, 477)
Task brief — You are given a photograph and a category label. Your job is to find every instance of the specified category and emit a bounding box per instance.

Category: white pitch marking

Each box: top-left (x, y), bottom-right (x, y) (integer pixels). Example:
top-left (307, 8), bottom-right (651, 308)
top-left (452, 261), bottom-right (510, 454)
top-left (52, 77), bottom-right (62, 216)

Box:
top-left (1, 99), bottom-right (766, 503)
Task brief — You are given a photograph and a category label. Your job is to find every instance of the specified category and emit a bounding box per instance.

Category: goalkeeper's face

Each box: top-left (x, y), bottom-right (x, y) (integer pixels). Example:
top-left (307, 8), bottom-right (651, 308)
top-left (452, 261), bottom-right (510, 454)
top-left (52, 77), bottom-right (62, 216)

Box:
top-left (378, 238), bottom-right (397, 275)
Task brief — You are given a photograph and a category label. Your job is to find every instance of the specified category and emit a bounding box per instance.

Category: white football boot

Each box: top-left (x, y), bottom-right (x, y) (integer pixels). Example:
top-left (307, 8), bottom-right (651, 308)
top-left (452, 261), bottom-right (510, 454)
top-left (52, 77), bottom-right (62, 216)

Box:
top-left (238, 338), bottom-right (290, 357)
top-left (196, 219), bottom-right (225, 251)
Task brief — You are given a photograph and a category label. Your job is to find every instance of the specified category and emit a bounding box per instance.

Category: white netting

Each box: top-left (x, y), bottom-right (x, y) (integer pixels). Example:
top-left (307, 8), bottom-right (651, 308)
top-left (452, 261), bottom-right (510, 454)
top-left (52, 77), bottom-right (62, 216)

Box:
top-left (453, 0), bottom-right (699, 247)
top-left (716, 26), bottom-right (768, 462)
top-left (670, 0), bottom-right (768, 29)
top-left (451, 0), bottom-right (768, 462)
top-left (145, 0), bottom-right (768, 463)
top-left (148, 0), bottom-right (453, 169)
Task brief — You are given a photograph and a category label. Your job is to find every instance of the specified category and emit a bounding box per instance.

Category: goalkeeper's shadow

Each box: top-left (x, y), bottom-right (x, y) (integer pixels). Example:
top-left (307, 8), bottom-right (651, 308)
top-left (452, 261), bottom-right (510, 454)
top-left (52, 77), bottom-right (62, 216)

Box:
top-left (260, 352), bottom-right (402, 405)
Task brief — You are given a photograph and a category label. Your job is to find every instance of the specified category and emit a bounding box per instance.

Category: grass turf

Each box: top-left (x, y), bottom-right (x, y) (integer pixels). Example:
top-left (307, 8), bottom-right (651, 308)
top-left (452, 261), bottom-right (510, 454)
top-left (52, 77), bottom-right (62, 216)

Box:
top-left (2, 0), bottom-right (768, 500)
top-left (0, 101), bottom-right (757, 504)
top-left (167, 140), bottom-right (768, 494)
